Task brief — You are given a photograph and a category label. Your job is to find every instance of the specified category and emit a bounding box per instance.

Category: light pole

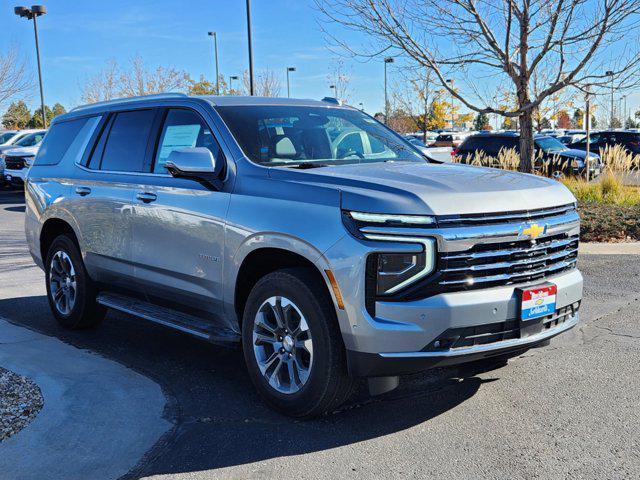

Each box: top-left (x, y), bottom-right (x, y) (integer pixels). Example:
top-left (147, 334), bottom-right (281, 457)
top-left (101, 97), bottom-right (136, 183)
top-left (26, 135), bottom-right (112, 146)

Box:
top-left (623, 94), bottom-right (628, 128)
top-left (384, 57), bottom-right (394, 124)
top-left (329, 84), bottom-right (336, 98)
top-left (358, 102), bottom-right (364, 112)
top-left (584, 85), bottom-right (592, 182)
top-left (14, 5), bottom-right (47, 128)
top-left (245, 0), bottom-right (254, 95)
top-left (207, 32), bottom-right (220, 95)
top-left (286, 67), bottom-right (296, 97)
top-left (446, 78), bottom-right (454, 130)
top-left (229, 75), bottom-right (239, 94)
top-left (606, 70), bottom-right (614, 128)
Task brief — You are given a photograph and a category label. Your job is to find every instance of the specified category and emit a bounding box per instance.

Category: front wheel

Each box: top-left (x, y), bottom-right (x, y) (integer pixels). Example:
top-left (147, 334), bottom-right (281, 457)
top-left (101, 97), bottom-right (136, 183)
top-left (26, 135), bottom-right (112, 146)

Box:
top-left (242, 268), bottom-right (354, 418)
top-left (45, 234), bottom-right (106, 329)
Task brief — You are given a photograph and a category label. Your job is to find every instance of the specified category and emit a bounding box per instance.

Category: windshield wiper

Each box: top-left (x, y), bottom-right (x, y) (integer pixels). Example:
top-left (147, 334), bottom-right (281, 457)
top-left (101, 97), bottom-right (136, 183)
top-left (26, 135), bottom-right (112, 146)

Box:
top-left (284, 162), bottom-right (331, 169)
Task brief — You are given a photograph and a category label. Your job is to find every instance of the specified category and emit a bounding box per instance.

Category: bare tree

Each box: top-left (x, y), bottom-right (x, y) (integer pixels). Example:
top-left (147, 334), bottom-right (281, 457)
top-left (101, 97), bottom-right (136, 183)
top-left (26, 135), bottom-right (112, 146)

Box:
top-left (243, 69), bottom-right (281, 97)
top-left (0, 46), bottom-right (32, 109)
top-left (80, 56), bottom-right (190, 104)
top-left (327, 59), bottom-right (351, 103)
top-left (317, 0), bottom-right (640, 172)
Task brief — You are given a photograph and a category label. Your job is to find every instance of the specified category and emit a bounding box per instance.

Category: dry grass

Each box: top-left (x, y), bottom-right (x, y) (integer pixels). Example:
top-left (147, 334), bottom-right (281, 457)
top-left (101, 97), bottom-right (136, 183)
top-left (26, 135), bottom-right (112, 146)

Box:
top-left (562, 173), bottom-right (640, 206)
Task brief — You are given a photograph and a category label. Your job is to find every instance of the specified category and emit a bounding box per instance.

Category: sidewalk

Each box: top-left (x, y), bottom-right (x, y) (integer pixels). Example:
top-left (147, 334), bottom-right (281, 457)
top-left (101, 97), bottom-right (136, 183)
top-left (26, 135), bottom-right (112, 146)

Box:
top-left (0, 318), bottom-right (171, 480)
top-left (580, 242), bottom-right (640, 255)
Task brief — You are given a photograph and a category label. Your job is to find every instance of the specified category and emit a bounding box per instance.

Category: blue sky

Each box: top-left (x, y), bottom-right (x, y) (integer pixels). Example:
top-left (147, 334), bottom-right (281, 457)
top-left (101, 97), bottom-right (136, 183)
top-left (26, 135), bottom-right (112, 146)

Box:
top-left (1, 0), bottom-right (638, 121)
top-left (0, 0), bottom-right (389, 114)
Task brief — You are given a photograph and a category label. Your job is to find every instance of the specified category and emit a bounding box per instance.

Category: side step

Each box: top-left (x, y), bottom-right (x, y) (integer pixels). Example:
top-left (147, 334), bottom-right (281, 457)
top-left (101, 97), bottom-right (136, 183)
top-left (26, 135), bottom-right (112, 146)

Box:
top-left (97, 292), bottom-right (240, 345)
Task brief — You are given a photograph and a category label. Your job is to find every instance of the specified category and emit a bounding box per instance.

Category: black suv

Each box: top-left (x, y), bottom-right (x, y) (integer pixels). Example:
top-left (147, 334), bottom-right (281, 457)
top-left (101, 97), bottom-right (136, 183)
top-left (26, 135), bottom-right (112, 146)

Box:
top-left (569, 130), bottom-right (640, 158)
top-left (455, 133), bottom-right (602, 178)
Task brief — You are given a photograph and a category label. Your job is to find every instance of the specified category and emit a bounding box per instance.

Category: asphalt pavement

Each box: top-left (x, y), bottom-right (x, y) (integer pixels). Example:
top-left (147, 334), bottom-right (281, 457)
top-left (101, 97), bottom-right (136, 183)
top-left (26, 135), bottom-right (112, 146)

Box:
top-left (0, 188), bottom-right (638, 480)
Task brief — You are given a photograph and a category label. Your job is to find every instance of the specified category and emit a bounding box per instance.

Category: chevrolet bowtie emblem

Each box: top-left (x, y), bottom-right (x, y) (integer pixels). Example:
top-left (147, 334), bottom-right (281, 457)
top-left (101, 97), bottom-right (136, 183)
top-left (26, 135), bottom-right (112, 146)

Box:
top-left (520, 223), bottom-right (546, 239)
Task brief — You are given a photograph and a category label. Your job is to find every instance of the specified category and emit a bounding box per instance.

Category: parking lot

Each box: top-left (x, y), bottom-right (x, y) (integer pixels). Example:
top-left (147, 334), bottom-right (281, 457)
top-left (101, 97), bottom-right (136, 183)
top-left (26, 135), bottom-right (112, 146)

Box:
top-left (0, 188), bottom-right (638, 479)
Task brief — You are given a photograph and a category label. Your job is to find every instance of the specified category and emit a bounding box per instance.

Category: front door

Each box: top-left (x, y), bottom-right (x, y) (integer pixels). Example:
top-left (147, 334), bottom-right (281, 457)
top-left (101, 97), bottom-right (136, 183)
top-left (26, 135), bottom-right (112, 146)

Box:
top-left (130, 108), bottom-right (231, 318)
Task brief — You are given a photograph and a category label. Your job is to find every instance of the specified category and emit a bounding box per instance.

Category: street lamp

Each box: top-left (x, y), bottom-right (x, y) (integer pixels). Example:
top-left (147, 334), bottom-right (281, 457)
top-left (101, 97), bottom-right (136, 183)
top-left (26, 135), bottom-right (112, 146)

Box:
top-left (606, 70), bottom-right (614, 128)
top-left (14, 5), bottom-right (47, 128)
top-left (358, 102), bottom-right (364, 112)
top-left (446, 78), bottom-right (454, 130)
top-left (245, 0), bottom-right (254, 95)
top-left (207, 32), bottom-right (220, 95)
top-left (329, 84), bottom-right (336, 97)
top-left (229, 75), bottom-right (239, 94)
top-left (384, 57), bottom-right (394, 124)
top-left (623, 94), bottom-right (628, 128)
top-left (286, 67), bottom-right (296, 97)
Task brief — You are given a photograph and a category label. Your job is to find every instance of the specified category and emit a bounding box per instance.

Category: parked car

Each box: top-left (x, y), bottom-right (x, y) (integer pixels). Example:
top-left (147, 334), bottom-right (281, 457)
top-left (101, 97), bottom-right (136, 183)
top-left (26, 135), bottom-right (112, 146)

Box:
top-left (569, 130), bottom-right (640, 157)
top-left (3, 144), bottom-right (40, 187)
top-left (0, 130), bottom-right (46, 186)
top-left (0, 129), bottom-right (46, 148)
top-left (433, 132), bottom-right (468, 148)
top-left (557, 134), bottom-right (585, 146)
top-left (25, 94), bottom-right (583, 417)
top-left (455, 132), bottom-right (602, 178)
top-left (406, 137), bottom-right (430, 155)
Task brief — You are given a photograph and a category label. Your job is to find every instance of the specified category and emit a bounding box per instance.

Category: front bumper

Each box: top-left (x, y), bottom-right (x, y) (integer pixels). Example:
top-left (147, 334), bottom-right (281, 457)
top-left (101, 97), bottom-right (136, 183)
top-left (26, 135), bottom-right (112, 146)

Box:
top-left (347, 309), bottom-right (578, 376)
top-left (4, 168), bottom-right (26, 186)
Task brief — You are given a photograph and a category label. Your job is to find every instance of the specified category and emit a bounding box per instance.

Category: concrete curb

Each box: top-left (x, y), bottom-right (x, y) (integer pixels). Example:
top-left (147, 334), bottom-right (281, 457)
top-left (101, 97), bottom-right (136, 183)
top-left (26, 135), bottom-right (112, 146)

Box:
top-left (580, 242), bottom-right (640, 255)
top-left (0, 318), bottom-right (171, 480)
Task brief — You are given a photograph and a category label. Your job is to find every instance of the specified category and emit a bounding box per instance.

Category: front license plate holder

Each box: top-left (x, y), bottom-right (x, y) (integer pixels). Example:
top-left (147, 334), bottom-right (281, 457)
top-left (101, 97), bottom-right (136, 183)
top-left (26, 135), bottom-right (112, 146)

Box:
top-left (516, 283), bottom-right (557, 337)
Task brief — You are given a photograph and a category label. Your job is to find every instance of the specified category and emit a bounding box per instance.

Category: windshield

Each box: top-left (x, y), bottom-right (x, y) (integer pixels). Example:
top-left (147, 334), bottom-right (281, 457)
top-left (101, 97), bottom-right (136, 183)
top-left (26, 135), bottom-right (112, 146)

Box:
top-left (215, 105), bottom-right (425, 167)
top-left (535, 136), bottom-right (567, 153)
top-left (408, 138), bottom-right (427, 147)
top-left (16, 132), bottom-right (45, 147)
top-left (0, 132), bottom-right (15, 144)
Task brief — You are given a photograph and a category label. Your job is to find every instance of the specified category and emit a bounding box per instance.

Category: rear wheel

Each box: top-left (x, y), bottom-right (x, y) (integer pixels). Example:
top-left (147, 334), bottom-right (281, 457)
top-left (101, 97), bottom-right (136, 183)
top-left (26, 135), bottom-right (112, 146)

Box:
top-left (45, 234), bottom-right (105, 329)
top-left (242, 268), bottom-right (354, 418)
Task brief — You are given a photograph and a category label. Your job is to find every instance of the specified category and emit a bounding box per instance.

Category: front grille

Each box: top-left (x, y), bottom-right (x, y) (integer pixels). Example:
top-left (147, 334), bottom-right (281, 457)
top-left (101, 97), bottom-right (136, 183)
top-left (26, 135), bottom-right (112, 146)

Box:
top-left (436, 203), bottom-right (576, 228)
top-left (422, 302), bottom-right (579, 352)
top-left (437, 232), bottom-right (579, 292)
top-left (5, 156), bottom-right (26, 170)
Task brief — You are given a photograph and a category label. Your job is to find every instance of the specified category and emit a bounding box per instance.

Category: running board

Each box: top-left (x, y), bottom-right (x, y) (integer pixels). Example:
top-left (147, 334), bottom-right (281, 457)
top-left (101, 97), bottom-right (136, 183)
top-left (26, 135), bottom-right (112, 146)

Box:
top-left (97, 292), bottom-right (240, 345)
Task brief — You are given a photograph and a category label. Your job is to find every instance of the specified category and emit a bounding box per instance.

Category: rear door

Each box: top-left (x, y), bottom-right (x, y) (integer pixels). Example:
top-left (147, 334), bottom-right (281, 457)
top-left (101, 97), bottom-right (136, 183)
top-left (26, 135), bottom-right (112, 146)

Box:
top-left (71, 108), bottom-right (157, 288)
top-left (130, 107), bottom-right (231, 317)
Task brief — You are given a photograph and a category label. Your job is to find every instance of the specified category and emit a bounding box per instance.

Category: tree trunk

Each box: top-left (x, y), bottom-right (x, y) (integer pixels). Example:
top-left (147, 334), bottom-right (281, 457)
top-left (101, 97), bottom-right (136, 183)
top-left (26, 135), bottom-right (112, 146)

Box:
top-left (518, 110), bottom-right (535, 174)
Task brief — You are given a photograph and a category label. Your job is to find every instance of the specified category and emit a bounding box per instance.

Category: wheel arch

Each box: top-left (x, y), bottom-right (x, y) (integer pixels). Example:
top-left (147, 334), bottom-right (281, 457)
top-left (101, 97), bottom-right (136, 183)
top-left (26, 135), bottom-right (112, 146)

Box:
top-left (230, 240), bottom-right (340, 330)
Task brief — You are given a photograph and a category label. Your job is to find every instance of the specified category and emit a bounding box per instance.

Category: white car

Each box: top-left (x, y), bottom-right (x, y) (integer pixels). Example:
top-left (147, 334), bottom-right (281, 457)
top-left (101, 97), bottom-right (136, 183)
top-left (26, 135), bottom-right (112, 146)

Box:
top-left (0, 130), bottom-right (46, 185)
top-left (3, 144), bottom-right (40, 187)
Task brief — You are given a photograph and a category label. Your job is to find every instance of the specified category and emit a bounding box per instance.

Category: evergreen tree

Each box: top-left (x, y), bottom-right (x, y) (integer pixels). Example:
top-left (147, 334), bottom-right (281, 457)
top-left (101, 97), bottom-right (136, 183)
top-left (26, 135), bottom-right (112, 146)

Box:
top-left (473, 112), bottom-right (490, 130)
top-left (52, 103), bottom-right (67, 118)
top-left (1, 101), bottom-right (31, 129)
top-left (28, 105), bottom-right (54, 128)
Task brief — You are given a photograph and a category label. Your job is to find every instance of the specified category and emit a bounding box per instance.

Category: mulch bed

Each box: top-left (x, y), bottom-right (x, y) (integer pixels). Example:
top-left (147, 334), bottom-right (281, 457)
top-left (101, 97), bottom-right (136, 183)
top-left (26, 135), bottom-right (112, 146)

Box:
top-left (578, 202), bottom-right (640, 242)
top-left (0, 367), bottom-right (43, 442)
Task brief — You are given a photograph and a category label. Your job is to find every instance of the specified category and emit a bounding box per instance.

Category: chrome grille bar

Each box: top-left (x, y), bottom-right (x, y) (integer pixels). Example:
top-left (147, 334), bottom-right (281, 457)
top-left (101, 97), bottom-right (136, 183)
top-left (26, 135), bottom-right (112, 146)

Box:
top-left (440, 247), bottom-right (578, 273)
top-left (437, 203), bottom-right (576, 227)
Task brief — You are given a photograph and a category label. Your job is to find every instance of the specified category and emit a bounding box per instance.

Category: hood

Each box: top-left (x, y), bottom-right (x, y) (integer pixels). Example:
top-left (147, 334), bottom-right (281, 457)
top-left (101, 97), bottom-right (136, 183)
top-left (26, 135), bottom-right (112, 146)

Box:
top-left (555, 149), bottom-right (599, 161)
top-left (269, 161), bottom-right (576, 216)
top-left (3, 145), bottom-right (39, 157)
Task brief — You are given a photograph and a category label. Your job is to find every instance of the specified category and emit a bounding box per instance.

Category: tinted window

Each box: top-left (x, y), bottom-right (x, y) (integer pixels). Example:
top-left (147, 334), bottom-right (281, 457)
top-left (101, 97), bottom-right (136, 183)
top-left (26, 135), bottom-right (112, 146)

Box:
top-left (154, 109), bottom-right (220, 173)
top-left (35, 117), bottom-right (92, 166)
top-left (335, 132), bottom-right (364, 157)
top-left (100, 109), bottom-right (155, 172)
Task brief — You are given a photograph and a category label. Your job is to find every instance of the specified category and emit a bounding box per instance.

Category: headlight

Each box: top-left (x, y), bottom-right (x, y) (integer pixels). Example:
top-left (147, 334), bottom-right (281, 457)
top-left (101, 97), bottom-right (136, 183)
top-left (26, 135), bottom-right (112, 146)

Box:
top-left (366, 236), bottom-right (436, 294)
top-left (24, 156), bottom-right (35, 166)
top-left (571, 159), bottom-right (584, 169)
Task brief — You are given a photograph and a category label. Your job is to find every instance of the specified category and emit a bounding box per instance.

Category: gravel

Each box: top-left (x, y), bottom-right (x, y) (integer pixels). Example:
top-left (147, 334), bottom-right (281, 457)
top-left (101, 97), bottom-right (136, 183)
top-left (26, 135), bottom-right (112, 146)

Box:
top-left (0, 367), bottom-right (43, 442)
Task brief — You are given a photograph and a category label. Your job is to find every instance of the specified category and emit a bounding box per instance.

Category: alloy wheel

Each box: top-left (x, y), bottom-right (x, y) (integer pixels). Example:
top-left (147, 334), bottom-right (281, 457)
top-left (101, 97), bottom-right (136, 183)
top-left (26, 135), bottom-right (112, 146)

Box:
top-left (49, 251), bottom-right (77, 315)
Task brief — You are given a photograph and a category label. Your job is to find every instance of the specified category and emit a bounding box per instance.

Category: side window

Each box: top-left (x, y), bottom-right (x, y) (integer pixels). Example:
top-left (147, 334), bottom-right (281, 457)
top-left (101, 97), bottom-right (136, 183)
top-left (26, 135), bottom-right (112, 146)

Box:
top-left (154, 109), bottom-right (221, 173)
top-left (35, 117), bottom-right (96, 166)
top-left (368, 133), bottom-right (387, 154)
top-left (100, 109), bottom-right (155, 172)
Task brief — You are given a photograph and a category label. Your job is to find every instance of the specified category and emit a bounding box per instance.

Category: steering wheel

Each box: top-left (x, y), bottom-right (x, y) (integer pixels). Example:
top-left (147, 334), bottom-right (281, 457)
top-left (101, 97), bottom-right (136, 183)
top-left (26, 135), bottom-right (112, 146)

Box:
top-left (337, 149), bottom-right (365, 160)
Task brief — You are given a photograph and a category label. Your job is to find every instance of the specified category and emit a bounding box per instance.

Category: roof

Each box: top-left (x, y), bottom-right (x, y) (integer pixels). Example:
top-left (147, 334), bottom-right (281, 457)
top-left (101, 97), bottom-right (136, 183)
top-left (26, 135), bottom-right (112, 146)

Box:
top-left (66, 93), bottom-right (348, 119)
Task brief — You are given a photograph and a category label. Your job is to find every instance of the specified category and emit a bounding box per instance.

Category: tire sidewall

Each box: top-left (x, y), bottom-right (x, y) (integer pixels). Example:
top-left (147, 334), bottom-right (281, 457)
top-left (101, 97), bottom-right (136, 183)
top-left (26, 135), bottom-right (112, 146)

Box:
top-left (242, 271), bottom-right (337, 415)
top-left (45, 235), bottom-right (91, 328)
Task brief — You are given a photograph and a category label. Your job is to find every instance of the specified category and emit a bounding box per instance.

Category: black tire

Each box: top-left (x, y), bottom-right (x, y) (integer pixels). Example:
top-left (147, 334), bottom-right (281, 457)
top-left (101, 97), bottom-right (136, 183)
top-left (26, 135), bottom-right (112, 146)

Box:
top-left (45, 234), bottom-right (106, 329)
top-left (242, 268), bottom-right (355, 418)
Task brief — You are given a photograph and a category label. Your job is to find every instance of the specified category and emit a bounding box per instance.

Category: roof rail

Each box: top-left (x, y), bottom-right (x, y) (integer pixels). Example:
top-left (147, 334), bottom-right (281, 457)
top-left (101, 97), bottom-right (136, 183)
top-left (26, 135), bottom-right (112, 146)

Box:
top-left (71, 92), bottom-right (188, 112)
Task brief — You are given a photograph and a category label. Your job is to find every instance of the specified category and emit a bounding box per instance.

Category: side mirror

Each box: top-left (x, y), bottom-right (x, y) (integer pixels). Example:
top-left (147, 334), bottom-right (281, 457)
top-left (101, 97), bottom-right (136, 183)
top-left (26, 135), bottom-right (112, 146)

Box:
top-left (164, 147), bottom-right (222, 190)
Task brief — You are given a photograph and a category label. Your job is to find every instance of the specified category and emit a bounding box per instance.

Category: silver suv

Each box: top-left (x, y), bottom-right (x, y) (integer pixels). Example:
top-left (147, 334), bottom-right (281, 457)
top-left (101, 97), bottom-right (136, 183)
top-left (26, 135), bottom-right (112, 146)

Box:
top-left (25, 94), bottom-right (583, 417)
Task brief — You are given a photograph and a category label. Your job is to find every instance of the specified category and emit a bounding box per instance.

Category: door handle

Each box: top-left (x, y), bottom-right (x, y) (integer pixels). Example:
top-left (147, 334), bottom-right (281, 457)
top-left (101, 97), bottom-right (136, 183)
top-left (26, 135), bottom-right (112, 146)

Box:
top-left (75, 186), bottom-right (91, 196)
top-left (136, 192), bottom-right (157, 203)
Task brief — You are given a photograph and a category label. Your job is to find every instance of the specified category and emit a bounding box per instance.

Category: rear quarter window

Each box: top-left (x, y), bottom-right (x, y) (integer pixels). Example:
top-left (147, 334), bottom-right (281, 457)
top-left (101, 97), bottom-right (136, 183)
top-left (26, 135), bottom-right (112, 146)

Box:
top-left (35, 117), bottom-right (100, 166)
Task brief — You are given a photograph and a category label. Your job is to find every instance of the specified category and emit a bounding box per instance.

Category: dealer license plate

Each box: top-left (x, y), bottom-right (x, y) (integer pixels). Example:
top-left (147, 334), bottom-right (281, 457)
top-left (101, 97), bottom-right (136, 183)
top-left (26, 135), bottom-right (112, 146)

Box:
top-left (520, 284), bottom-right (557, 321)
